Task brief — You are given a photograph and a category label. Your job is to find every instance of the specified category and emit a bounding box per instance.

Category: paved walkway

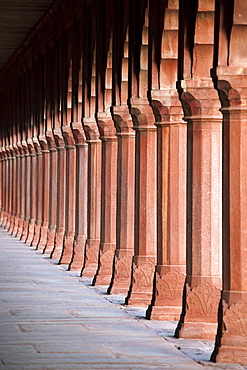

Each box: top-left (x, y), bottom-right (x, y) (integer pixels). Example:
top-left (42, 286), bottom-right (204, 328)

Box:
top-left (0, 228), bottom-right (245, 370)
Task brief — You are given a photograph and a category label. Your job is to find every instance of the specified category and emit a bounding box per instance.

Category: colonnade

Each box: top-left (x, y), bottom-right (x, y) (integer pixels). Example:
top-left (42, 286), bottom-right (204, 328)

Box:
top-left (0, 0), bottom-right (247, 364)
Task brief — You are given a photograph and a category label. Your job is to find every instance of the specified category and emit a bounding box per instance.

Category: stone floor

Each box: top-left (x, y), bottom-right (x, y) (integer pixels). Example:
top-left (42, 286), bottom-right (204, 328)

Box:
top-left (0, 227), bottom-right (246, 370)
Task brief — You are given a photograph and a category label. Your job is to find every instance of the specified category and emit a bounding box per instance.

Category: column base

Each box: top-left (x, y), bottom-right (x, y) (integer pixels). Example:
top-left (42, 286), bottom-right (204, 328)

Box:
top-left (25, 219), bottom-right (35, 245)
top-left (176, 277), bottom-right (221, 340)
top-left (51, 229), bottom-right (65, 259)
top-left (59, 234), bottom-right (74, 264)
top-left (44, 227), bottom-right (56, 254)
top-left (176, 321), bottom-right (218, 340)
top-left (93, 243), bottom-right (115, 286)
top-left (146, 305), bottom-right (183, 321)
top-left (0, 211), bottom-right (4, 226)
top-left (37, 224), bottom-right (48, 251)
top-left (125, 258), bottom-right (156, 307)
top-left (12, 216), bottom-right (19, 236)
top-left (212, 294), bottom-right (247, 364)
top-left (81, 239), bottom-right (100, 278)
top-left (146, 266), bottom-right (186, 320)
top-left (126, 292), bottom-right (153, 307)
top-left (108, 252), bottom-right (133, 295)
top-left (1, 214), bottom-right (8, 228)
top-left (8, 215), bottom-right (15, 234)
top-left (31, 223), bottom-right (41, 247)
top-left (20, 220), bottom-right (29, 242)
top-left (5, 215), bottom-right (11, 230)
top-left (69, 235), bottom-right (86, 271)
top-left (16, 218), bottom-right (24, 238)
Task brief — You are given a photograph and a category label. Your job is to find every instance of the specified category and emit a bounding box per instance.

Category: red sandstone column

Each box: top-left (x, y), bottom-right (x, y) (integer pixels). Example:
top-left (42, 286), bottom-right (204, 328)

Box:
top-left (20, 141), bottom-right (30, 242)
top-left (146, 90), bottom-right (187, 320)
top-left (211, 68), bottom-right (247, 363)
top-left (108, 106), bottom-right (135, 294)
top-left (37, 136), bottom-right (50, 250)
top-left (44, 133), bottom-right (58, 253)
top-left (1, 149), bottom-right (7, 228)
top-left (93, 113), bottom-right (117, 286)
top-left (175, 81), bottom-right (222, 339)
top-left (69, 123), bottom-right (88, 271)
top-left (81, 119), bottom-right (101, 277)
top-left (1, 150), bottom-right (7, 227)
top-left (16, 143), bottom-right (25, 238)
top-left (0, 151), bottom-right (3, 224)
top-left (0, 151), bottom-right (2, 224)
top-left (0, 151), bottom-right (5, 226)
top-left (8, 146), bottom-right (15, 233)
top-left (3, 148), bottom-right (9, 229)
top-left (51, 130), bottom-right (66, 259)
top-left (59, 126), bottom-right (76, 264)
top-left (125, 98), bottom-right (157, 306)
top-left (4, 145), bottom-right (11, 230)
top-left (31, 140), bottom-right (42, 247)
top-left (25, 140), bottom-right (36, 244)
top-left (12, 145), bottom-right (20, 236)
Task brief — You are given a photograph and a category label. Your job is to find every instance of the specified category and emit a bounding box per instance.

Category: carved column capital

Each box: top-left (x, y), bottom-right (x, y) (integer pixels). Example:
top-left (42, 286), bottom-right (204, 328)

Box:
top-left (72, 122), bottom-right (87, 146)
top-left (62, 125), bottom-right (75, 148)
top-left (112, 105), bottom-right (135, 136)
top-left (31, 137), bottom-right (41, 155)
top-left (97, 112), bottom-right (117, 140)
top-left (83, 118), bottom-right (101, 142)
top-left (150, 89), bottom-right (184, 126)
top-left (213, 66), bottom-right (247, 111)
top-left (38, 135), bottom-right (49, 152)
top-left (129, 98), bottom-right (156, 130)
top-left (52, 128), bottom-right (65, 149)
top-left (21, 140), bottom-right (29, 155)
top-left (178, 79), bottom-right (222, 120)
top-left (45, 131), bottom-right (56, 151)
top-left (16, 142), bottom-right (24, 156)
top-left (12, 143), bottom-right (20, 158)
top-left (26, 138), bottom-right (36, 155)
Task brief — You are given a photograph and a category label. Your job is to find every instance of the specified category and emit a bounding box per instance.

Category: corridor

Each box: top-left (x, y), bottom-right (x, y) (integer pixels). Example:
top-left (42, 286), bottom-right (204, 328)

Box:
top-left (0, 228), bottom-right (243, 370)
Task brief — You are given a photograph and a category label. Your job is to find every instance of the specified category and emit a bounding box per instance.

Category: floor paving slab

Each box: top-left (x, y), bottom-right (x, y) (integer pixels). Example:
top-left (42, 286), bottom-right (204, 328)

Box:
top-left (1, 228), bottom-right (247, 370)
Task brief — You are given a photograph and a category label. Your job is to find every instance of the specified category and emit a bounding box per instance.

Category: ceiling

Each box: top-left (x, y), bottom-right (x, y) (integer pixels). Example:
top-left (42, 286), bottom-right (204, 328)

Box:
top-left (0, 0), bottom-right (55, 72)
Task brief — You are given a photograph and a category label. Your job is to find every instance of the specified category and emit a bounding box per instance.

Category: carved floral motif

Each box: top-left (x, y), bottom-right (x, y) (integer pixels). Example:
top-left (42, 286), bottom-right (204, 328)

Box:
top-left (114, 255), bottom-right (132, 280)
top-left (85, 243), bottom-right (99, 264)
top-left (223, 301), bottom-right (247, 337)
top-left (156, 271), bottom-right (185, 301)
top-left (99, 249), bottom-right (115, 274)
top-left (132, 261), bottom-right (155, 291)
top-left (186, 281), bottom-right (221, 318)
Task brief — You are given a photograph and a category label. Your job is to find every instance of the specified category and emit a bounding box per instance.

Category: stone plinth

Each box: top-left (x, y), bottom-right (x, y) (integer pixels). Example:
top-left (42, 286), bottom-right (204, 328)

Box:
top-left (147, 265), bottom-right (186, 321)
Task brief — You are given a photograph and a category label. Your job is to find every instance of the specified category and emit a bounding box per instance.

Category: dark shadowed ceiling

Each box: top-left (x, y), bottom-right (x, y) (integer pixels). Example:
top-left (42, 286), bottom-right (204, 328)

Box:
top-left (0, 0), bottom-right (54, 71)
